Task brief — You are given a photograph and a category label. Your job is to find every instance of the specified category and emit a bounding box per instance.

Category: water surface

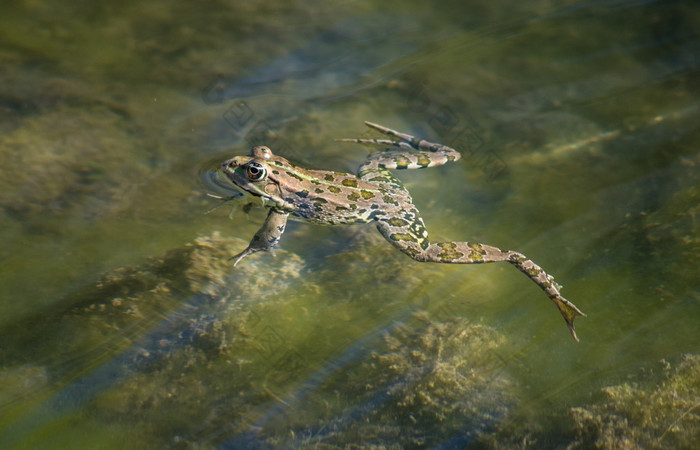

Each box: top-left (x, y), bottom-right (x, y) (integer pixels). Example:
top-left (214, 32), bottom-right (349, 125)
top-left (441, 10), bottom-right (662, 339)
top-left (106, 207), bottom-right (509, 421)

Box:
top-left (0, 0), bottom-right (698, 448)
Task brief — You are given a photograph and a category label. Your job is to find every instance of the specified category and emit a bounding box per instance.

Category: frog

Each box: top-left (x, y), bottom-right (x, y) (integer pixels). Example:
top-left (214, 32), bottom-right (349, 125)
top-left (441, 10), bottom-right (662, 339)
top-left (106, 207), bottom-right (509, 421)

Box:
top-left (220, 122), bottom-right (585, 341)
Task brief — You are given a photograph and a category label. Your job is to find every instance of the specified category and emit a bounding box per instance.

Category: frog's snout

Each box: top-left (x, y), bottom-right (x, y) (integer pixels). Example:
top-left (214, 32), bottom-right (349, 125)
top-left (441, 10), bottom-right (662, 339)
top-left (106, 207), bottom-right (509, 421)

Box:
top-left (221, 158), bottom-right (238, 170)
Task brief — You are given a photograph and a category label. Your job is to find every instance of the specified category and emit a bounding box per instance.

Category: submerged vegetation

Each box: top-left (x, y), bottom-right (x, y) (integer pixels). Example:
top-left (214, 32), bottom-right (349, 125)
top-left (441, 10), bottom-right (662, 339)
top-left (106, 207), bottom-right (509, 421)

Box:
top-left (570, 354), bottom-right (700, 450)
top-left (2, 230), bottom-right (698, 447)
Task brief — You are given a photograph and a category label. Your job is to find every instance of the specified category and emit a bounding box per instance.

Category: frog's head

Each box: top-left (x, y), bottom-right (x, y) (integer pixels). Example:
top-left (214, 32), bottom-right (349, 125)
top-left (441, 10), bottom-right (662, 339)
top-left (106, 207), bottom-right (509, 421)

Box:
top-left (221, 146), bottom-right (294, 210)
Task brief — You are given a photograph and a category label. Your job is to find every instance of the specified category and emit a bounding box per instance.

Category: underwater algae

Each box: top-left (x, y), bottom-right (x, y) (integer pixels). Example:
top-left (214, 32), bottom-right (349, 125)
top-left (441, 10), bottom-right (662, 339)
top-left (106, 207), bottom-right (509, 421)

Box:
top-left (0, 232), bottom-right (306, 445)
top-left (261, 311), bottom-right (515, 448)
top-left (570, 354), bottom-right (700, 450)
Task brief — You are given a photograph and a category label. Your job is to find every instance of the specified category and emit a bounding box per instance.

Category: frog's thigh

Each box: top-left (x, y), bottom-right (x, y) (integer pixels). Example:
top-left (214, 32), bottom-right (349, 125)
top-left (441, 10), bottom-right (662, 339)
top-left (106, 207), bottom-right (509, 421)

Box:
top-left (375, 214), bottom-right (431, 259)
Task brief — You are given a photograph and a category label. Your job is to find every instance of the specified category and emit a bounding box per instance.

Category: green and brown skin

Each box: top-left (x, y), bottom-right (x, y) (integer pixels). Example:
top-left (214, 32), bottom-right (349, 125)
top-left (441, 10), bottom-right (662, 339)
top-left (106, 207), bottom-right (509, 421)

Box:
top-left (221, 122), bottom-right (585, 340)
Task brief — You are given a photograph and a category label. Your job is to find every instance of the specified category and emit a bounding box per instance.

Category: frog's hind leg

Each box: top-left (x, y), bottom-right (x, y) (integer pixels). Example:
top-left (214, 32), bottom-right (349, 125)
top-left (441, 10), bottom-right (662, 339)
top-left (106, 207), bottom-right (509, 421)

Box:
top-left (336, 122), bottom-right (461, 170)
top-left (376, 218), bottom-right (585, 341)
top-left (345, 122), bottom-right (455, 153)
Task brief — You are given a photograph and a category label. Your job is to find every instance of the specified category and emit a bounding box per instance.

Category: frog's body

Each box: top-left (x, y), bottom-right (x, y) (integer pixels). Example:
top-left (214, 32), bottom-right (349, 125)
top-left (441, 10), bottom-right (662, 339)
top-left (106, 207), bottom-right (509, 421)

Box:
top-left (221, 122), bottom-right (585, 340)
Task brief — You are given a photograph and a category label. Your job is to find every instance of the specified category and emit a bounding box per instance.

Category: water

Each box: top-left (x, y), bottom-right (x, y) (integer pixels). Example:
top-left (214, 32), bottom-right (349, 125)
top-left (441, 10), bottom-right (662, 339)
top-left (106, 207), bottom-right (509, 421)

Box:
top-left (1, 0), bottom-right (698, 448)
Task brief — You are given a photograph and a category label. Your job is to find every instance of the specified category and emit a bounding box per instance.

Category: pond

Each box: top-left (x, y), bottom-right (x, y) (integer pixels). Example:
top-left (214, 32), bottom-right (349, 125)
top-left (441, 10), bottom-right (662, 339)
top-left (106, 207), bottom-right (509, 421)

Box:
top-left (0, 0), bottom-right (698, 448)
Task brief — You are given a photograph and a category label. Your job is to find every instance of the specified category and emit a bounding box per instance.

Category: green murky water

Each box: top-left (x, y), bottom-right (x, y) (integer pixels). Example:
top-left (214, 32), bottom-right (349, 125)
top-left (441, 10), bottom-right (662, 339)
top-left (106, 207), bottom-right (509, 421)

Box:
top-left (1, 1), bottom-right (698, 448)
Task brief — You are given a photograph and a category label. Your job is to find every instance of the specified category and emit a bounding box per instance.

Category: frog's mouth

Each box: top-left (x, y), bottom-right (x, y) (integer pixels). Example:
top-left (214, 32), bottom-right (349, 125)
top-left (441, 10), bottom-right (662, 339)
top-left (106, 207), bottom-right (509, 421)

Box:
top-left (201, 169), bottom-right (245, 199)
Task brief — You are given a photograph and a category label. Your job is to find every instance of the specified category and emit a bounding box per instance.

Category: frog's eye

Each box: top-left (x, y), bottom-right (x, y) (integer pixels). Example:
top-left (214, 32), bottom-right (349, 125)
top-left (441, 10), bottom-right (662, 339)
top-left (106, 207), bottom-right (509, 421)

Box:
top-left (246, 162), bottom-right (267, 181)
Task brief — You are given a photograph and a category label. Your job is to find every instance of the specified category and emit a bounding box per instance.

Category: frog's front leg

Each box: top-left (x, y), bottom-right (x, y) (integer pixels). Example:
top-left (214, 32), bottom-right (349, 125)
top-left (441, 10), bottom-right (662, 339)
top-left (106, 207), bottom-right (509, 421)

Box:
top-left (232, 209), bottom-right (289, 266)
top-left (376, 218), bottom-right (585, 341)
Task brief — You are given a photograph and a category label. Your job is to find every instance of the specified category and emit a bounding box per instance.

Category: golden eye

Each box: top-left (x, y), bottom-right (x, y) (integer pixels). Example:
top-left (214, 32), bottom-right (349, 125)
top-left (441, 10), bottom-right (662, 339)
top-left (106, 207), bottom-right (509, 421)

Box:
top-left (246, 162), bottom-right (267, 181)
